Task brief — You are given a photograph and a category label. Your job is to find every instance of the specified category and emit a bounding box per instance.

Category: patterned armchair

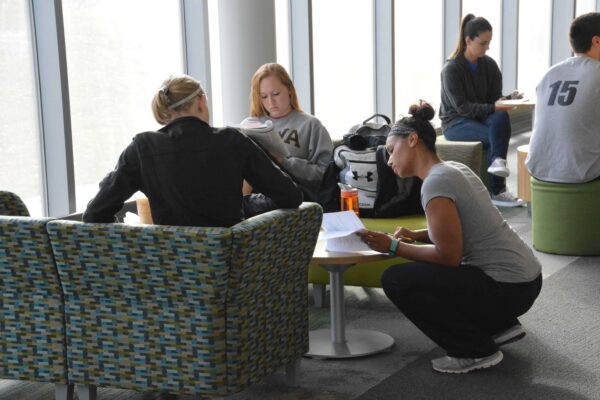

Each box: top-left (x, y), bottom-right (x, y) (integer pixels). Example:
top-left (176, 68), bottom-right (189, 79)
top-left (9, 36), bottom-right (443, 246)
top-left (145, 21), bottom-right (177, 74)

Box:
top-left (47, 203), bottom-right (322, 398)
top-left (0, 216), bottom-right (73, 399)
top-left (0, 190), bottom-right (30, 216)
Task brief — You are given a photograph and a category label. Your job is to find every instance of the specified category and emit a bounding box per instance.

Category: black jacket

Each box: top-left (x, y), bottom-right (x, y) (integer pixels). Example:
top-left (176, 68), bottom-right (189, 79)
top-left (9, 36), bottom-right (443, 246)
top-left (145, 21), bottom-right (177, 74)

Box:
top-left (440, 54), bottom-right (503, 130)
top-left (83, 117), bottom-right (303, 227)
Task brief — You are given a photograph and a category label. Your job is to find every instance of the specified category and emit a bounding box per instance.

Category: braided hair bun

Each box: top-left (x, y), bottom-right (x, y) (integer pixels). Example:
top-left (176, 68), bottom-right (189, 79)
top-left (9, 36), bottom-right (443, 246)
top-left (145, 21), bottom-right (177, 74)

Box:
top-left (408, 100), bottom-right (435, 122)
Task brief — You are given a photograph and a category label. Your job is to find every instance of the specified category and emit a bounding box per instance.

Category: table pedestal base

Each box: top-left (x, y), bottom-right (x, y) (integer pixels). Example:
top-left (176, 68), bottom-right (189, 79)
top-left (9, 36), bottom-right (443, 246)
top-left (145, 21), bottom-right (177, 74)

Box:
top-left (305, 329), bottom-right (394, 359)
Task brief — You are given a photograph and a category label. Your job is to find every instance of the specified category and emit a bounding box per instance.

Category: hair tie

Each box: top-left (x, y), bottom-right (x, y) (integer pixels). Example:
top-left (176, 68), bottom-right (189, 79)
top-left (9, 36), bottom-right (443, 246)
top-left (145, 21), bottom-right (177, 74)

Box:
top-left (160, 85), bottom-right (170, 97)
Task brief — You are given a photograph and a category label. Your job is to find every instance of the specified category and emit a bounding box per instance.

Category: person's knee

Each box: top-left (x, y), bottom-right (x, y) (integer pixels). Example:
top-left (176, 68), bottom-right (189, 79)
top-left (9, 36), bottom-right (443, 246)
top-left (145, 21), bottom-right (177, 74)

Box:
top-left (490, 111), bottom-right (510, 128)
top-left (495, 110), bottom-right (509, 119)
top-left (381, 266), bottom-right (397, 290)
top-left (381, 265), bottom-right (410, 295)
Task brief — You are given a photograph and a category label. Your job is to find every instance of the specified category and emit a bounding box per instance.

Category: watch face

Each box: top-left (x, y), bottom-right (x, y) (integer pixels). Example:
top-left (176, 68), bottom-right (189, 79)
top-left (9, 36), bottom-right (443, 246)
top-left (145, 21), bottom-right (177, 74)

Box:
top-left (389, 238), bottom-right (399, 255)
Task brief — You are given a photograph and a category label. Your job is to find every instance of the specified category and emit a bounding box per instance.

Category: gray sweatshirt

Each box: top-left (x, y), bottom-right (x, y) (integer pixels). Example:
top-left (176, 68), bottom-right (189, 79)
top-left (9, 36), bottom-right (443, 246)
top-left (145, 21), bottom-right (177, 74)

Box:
top-left (251, 110), bottom-right (333, 201)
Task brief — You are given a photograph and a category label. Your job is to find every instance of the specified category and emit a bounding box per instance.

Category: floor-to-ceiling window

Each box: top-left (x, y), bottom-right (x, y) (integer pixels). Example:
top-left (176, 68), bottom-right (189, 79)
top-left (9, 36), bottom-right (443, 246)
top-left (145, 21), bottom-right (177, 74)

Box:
top-left (517, 0), bottom-right (552, 98)
top-left (461, 0), bottom-right (502, 64)
top-left (207, 0), bottom-right (223, 127)
top-left (6, 0), bottom-right (598, 217)
top-left (275, 0), bottom-right (291, 73)
top-left (0, 0), bottom-right (43, 215)
top-left (312, 0), bottom-right (375, 139)
top-left (394, 0), bottom-right (443, 123)
top-left (576, 0), bottom-right (597, 15)
top-left (62, 0), bottom-right (184, 212)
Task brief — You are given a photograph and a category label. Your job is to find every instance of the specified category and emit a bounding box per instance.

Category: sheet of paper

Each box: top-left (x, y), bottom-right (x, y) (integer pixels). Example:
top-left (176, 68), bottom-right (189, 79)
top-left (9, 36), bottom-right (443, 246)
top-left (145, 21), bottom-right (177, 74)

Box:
top-left (321, 211), bottom-right (370, 252)
top-left (322, 211), bottom-right (365, 232)
top-left (325, 234), bottom-right (372, 252)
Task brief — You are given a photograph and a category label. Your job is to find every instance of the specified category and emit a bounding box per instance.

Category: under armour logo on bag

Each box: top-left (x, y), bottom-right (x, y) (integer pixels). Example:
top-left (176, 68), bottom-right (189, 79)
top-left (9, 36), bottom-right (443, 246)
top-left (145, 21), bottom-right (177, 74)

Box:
top-left (352, 171), bottom-right (374, 182)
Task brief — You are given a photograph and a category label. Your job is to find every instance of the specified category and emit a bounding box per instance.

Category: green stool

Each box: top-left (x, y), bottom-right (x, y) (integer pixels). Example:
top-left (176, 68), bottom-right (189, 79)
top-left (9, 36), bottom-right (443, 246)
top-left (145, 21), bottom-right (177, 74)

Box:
top-left (531, 177), bottom-right (600, 256)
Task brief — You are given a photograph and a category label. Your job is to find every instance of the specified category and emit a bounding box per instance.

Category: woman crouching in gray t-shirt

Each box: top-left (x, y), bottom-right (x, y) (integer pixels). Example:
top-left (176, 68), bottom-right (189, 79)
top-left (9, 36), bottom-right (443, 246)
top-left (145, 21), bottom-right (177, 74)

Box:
top-left (356, 100), bottom-right (542, 374)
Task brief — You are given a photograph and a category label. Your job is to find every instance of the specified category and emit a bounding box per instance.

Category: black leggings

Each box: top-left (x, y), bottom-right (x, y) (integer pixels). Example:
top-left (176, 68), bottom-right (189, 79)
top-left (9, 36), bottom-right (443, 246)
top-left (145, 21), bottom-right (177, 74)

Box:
top-left (381, 262), bottom-right (542, 358)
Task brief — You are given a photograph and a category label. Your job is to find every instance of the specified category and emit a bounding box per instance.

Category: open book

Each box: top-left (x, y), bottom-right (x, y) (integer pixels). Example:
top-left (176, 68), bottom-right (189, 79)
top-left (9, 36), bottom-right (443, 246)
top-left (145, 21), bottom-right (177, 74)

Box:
top-left (319, 211), bottom-right (371, 252)
top-left (232, 118), bottom-right (290, 157)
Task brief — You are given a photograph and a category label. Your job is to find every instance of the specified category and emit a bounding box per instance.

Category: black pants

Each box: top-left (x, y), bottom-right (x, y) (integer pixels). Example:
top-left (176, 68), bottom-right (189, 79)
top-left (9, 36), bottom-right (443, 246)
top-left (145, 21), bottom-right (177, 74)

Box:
top-left (381, 262), bottom-right (542, 358)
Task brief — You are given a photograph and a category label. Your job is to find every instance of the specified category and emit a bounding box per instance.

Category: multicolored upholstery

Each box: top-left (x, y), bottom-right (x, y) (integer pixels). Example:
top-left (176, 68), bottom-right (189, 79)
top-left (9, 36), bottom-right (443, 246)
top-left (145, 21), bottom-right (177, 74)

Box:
top-left (226, 204), bottom-right (322, 391)
top-left (47, 203), bottom-right (322, 397)
top-left (0, 191), bottom-right (30, 216)
top-left (0, 216), bottom-right (68, 383)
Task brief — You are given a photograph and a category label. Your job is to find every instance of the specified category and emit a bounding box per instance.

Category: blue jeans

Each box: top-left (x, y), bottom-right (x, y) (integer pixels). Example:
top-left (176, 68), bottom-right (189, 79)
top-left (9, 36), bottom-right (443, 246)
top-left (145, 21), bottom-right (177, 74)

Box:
top-left (444, 111), bottom-right (511, 195)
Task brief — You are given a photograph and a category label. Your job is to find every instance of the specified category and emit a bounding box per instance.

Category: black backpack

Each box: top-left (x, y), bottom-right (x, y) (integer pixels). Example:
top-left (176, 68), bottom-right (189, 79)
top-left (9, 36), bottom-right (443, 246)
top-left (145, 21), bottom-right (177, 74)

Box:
top-left (317, 114), bottom-right (424, 217)
top-left (342, 114), bottom-right (391, 150)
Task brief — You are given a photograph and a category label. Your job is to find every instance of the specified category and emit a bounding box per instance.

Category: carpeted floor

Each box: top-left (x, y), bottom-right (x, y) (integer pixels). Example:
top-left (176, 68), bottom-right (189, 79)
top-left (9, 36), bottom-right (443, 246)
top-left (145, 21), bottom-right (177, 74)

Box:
top-left (357, 256), bottom-right (600, 400)
top-left (2, 258), bottom-right (599, 400)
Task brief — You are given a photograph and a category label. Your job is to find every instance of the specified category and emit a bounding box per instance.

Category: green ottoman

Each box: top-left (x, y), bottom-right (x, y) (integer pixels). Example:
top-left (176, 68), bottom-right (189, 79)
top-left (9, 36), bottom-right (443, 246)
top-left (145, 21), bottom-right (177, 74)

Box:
top-left (531, 177), bottom-right (600, 256)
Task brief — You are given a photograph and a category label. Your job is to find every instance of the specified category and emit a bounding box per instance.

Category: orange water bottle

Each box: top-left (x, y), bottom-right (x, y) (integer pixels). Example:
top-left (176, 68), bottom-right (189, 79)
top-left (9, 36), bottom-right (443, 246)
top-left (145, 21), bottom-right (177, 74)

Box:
top-left (339, 184), bottom-right (360, 217)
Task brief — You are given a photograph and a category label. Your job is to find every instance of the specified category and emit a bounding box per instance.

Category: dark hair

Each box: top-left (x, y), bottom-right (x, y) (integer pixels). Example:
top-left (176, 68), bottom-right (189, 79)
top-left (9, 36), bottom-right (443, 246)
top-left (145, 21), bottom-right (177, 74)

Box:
top-left (390, 100), bottom-right (437, 154)
top-left (450, 14), bottom-right (493, 59)
top-left (569, 12), bottom-right (600, 53)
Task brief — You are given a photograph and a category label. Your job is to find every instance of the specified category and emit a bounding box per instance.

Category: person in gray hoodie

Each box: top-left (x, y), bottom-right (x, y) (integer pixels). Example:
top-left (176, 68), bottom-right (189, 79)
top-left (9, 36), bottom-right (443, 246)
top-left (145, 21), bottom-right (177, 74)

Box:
top-left (244, 63), bottom-right (333, 202)
top-left (440, 14), bottom-right (523, 208)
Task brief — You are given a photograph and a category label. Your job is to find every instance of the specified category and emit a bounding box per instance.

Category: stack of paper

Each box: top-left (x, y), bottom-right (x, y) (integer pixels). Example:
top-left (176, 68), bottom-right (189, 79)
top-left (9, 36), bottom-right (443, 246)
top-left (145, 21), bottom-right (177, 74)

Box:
top-left (319, 211), bottom-right (371, 252)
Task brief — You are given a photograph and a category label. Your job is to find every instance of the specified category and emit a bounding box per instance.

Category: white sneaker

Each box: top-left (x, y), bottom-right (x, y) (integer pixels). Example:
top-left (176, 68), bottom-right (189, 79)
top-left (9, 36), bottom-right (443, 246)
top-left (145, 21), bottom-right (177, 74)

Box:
top-left (491, 190), bottom-right (526, 208)
top-left (431, 350), bottom-right (503, 374)
top-left (488, 158), bottom-right (510, 177)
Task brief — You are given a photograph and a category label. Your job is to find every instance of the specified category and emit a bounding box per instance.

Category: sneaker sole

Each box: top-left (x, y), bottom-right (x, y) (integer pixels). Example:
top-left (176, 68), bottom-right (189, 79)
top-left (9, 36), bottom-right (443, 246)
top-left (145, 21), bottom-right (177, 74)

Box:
top-left (495, 331), bottom-right (526, 346)
top-left (487, 168), bottom-right (510, 178)
top-left (432, 351), bottom-right (504, 374)
top-left (492, 200), bottom-right (527, 208)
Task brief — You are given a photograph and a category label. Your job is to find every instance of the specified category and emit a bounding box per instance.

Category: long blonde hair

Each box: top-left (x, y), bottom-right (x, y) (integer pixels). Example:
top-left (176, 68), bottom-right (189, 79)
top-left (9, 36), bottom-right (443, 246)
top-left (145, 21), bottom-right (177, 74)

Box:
top-left (151, 75), bottom-right (205, 125)
top-left (249, 63), bottom-right (302, 117)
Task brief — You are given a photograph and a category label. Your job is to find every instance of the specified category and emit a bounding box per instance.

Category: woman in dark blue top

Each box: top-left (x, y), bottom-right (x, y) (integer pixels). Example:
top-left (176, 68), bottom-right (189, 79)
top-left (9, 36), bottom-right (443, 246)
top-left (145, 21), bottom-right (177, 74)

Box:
top-left (440, 14), bottom-right (523, 208)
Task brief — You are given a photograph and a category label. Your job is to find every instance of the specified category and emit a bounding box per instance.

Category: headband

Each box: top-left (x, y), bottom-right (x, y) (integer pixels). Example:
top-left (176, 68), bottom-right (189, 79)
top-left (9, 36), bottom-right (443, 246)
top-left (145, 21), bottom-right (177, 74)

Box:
top-left (390, 123), bottom-right (414, 136)
top-left (167, 87), bottom-right (203, 110)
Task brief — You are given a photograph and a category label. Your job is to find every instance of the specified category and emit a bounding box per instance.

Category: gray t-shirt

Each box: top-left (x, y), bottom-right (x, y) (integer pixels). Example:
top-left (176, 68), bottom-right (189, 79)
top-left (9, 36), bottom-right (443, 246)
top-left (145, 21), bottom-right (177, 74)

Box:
top-left (422, 162), bottom-right (541, 283)
top-left (526, 55), bottom-right (600, 183)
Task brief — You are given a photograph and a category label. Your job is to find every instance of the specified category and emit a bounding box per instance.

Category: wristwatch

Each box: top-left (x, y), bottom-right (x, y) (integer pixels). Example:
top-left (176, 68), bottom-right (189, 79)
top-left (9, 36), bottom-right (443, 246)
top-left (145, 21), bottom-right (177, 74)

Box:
top-left (388, 238), bottom-right (399, 256)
